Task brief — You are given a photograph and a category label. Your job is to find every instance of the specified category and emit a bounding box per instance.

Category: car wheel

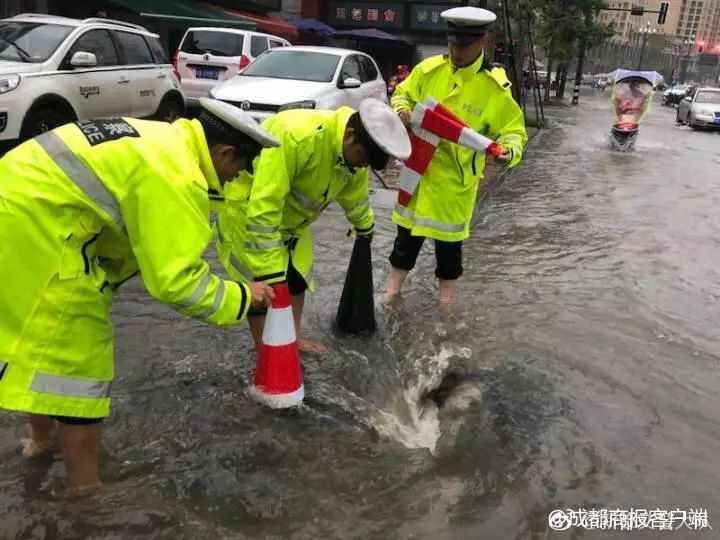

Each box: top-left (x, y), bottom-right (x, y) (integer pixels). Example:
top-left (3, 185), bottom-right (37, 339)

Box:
top-left (20, 108), bottom-right (73, 140)
top-left (155, 96), bottom-right (184, 123)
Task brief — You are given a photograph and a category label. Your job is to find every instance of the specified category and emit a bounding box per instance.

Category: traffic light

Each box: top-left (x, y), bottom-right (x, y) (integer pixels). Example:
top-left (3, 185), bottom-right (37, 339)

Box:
top-left (658, 2), bottom-right (669, 24)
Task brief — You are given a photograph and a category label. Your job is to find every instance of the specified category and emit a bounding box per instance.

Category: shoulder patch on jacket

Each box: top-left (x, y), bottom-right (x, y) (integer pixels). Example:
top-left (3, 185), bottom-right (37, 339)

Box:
top-left (487, 67), bottom-right (512, 89)
top-left (419, 55), bottom-right (447, 75)
top-left (76, 118), bottom-right (140, 146)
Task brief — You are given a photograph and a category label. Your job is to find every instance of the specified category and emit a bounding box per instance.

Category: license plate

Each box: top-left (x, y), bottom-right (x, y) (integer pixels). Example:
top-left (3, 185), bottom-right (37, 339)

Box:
top-left (196, 68), bottom-right (219, 80)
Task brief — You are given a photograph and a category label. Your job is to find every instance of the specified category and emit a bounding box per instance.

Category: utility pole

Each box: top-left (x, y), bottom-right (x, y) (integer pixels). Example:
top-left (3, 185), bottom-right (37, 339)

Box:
top-left (572, 10), bottom-right (591, 105)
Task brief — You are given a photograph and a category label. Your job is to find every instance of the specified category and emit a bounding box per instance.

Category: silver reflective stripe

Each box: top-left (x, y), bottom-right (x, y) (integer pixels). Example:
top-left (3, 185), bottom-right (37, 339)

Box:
top-left (394, 204), bottom-right (414, 221)
top-left (393, 204), bottom-right (465, 233)
top-left (291, 189), bottom-right (324, 212)
top-left (303, 265), bottom-right (314, 285)
top-left (30, 372), bottom-right (110, 399)
top-left (36, 131), bottom-right (124, 228)
top-left (346, 198), bottom-right (370, 221)
top-left (176, 272), bottom-right (211, 310)
top-left (246, 240), bottom-right (283, 250)
top-left (230, 253), bottom-right (253, 281)
top-left (347, 196), bottom-right (369, 211)
top-left (247, 223), bottom-right (279, 234)
top-left (216, 220), bottom-right (225, 243)
top-left (0, 360), bottom-right (6, 373)
top-left (199, 279), bottom-right (225, 320)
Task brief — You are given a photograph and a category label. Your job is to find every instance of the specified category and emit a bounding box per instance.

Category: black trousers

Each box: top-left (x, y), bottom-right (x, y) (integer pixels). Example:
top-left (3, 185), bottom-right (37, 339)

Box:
top-left (389, 226), bottom-right (463, 280)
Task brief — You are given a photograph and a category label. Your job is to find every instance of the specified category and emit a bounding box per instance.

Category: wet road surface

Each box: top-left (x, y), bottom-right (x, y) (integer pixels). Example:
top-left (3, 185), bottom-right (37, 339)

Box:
top-left (1, 94), bottom-right (719, 539)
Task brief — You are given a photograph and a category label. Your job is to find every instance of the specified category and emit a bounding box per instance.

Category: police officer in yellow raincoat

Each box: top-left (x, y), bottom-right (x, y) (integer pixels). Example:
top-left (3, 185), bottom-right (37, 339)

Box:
top-left (384, 6), bottom-right (528, 306)
top-left (217, 99), bottom-right (411, 354)
top-left (0, 99), bottom-right (277, 490)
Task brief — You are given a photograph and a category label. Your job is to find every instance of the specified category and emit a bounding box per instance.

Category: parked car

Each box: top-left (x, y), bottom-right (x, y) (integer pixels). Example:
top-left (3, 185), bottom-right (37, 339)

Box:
top-left (209, 46), bottom-right (388, 122)
top-left (174, 27), bottom-right (291, 107)
top-left (676, 87), bottom-right (720, 129)
top-left (662, 84), bottom-right (690, 106)
top-left (0, 13), bottom-right (184, 151)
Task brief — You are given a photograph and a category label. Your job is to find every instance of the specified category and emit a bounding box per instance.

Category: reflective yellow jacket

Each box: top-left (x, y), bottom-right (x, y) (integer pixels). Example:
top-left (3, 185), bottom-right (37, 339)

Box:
top-left (0, 117), bottom-right (252, 327)
top-left (391, 54), bottom-right (528, 241)
top-left (218, 107), bottom-right (374, 286)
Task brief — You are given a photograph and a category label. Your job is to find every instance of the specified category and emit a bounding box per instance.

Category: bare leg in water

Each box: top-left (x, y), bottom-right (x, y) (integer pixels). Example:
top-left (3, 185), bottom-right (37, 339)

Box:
top-left (382, 267), bottom-right (409, 303)
top-left (22, 414), bottom-right (58, 457)
top-left (23, 414), bottom-right (103, 491)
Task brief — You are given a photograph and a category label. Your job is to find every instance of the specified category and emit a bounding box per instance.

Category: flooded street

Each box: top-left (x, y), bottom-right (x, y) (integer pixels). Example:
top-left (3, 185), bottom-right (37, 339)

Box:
top-left (1, 93), bottom-right (719, 539)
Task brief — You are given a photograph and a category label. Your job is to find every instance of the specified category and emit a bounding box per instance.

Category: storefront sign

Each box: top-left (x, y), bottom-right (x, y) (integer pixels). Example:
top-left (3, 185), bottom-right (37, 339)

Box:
top-left (409, 4), bottom-right (448, 31)
top-left (327, 2), bottom-right (405, 29)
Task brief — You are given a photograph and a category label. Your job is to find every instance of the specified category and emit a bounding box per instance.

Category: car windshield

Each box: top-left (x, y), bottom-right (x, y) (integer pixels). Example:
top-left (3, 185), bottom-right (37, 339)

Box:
top-left (695, 91), bottom-right (720, 104)
top-left (180, 30), bottom-right (244, 57)
top-left (240, 50), bottom-right (340, 82)
top-left (0, 21), bottom-right (73, 63)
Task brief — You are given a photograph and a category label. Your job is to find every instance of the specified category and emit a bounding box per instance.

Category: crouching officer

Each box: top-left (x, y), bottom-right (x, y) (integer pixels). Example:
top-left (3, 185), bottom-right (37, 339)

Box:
top-left (384, 6), bottom-right (528, 306)
top-left (217, 99), bottom-right (411, 355)
top-left (0, 98), bottom-right (278, 490)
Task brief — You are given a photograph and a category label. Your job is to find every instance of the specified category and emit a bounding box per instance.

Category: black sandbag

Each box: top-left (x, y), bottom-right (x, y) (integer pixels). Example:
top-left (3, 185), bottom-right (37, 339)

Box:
top-left (335, 235), bottom-right (376, 334)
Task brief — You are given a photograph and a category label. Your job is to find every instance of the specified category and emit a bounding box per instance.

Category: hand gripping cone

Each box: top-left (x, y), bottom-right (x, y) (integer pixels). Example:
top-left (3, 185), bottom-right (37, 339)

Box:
top-left (417, 105), bottom-right (503, 158)
top-left (251, 283), bottom-right (304, 408)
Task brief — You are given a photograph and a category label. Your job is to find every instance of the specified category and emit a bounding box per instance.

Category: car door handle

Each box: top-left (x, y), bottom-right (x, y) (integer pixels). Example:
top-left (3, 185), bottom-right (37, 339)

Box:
top-left (157, 73), bottom-right (167, 79)
top-left (117, 78), bottom-right (130, 84)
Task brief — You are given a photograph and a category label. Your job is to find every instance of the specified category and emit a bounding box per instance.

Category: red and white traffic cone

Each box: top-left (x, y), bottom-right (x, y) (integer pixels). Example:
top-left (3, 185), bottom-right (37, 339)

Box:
top-left (413, 100), bottom-right (504, 158)
top-left (250, 282), bottom-right (304, 409)
top-left (397, 127), bottom-right (439, 206)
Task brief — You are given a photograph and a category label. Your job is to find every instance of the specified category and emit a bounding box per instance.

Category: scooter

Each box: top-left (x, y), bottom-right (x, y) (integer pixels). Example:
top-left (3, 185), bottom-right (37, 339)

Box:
top-left (607, 69), bottom-right (662, 151)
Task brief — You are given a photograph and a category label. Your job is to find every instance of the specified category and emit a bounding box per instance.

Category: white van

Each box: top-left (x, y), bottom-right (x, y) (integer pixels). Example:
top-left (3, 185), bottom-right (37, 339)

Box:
top-left (174, 27), bottom-right (291, 107)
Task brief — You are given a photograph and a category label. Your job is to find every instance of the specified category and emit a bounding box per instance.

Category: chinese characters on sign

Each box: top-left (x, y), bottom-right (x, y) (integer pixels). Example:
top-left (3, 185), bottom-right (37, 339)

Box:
top-left (327, 2), bottom-right (405, 29)
top-left (409, 4), bottom-right (448, 31)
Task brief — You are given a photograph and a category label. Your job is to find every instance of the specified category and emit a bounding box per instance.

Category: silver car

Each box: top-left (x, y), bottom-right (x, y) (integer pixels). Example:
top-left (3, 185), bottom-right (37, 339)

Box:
top-left (677, 87), bottom-right (720, 129)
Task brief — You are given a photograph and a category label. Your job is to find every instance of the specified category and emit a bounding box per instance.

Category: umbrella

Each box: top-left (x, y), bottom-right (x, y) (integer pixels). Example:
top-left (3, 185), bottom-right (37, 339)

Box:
top-left (294, 18), bottom-right (336, 36)
top-left (607, 69), bottom-right (664, 86)
top-left (333, 28), bottom-right (406, 43)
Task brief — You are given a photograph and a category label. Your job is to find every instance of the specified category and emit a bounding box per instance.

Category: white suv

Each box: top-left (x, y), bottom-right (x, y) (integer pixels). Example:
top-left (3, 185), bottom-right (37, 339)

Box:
top-left (0, 13), bottom-right (184, 150)
top-left (174, 27), bottom-right (290, 107)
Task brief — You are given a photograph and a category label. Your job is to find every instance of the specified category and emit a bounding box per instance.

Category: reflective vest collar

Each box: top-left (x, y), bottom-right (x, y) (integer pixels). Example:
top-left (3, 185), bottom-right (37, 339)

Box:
top-left (174, 118), bottom-right (222, 196)
top-left (456, 53), bottom-right (486, 81)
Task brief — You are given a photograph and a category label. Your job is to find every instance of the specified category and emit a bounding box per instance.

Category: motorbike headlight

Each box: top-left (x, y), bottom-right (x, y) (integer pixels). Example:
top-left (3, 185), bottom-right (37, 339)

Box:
top-left (278, 100), bottom-right (316, 112)
top-left (0, 74), bottom-right (20, 94)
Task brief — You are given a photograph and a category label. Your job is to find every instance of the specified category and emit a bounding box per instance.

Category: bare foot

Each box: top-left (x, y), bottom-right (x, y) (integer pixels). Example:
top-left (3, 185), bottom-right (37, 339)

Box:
top-left (298, 338), bottom-right (327, 356)
top-left (21, 437), bottom-right (58, 458)
top-left (377, 292), bottom-right (400, 307)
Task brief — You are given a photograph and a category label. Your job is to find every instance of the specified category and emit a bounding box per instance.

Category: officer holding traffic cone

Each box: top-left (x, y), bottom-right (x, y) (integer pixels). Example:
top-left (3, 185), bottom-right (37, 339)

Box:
top-left (384, 6), bottom-right (528, 307)
top-left (0, 99), bottom-right (277, 490)
top-left (217, 99), bottom-right (411, 355)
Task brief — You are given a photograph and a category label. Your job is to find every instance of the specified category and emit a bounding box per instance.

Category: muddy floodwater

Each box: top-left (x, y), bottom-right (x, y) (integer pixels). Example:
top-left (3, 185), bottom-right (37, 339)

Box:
top-left (1, 94), bottom-right (719, 539)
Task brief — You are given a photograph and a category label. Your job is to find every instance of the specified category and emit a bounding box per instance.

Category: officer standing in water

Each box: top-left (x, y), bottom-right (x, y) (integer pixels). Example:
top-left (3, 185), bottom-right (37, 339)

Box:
top-left (384, 7), bottom-right (528, 306)
top-left (0, 99), bottom-right (277, 490)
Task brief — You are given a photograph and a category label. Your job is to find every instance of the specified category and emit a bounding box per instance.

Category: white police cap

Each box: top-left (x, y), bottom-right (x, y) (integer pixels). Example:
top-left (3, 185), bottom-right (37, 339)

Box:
top-left (440, 6), bottom-right (497, 28)
top-left (358, 98), bottom-right (412, 162)
top-left (199, 98), bottom-right (279, 148)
